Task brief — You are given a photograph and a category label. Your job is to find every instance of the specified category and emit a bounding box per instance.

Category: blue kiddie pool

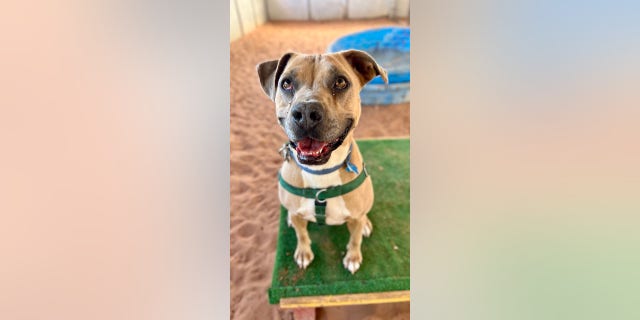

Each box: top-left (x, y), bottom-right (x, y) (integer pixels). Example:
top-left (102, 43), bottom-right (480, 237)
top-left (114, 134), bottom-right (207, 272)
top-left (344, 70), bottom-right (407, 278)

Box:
top-left (328, 27), bottom-right (410, 105)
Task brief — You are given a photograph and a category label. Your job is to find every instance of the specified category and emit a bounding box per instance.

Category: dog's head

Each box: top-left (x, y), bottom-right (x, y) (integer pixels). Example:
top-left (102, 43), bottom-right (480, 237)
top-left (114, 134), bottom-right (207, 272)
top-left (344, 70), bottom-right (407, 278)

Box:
top-left (257, 50), bottom-right (387, 165)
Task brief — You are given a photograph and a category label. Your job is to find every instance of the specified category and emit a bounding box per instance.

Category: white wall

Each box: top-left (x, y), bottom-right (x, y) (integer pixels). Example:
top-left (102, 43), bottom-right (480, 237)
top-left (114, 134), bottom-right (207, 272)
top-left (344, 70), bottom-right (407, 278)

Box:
top-left (267, 0), bottom-right (309, 21)
top-left (267, 0), bottom-right (409, 21)
top-left (230, 0), bottom-right (267, 42)
top-left (230, 0), bottom-right (243, 41)
top-left (310, 0), bottom-right (346, 20)
top-left (232, 0), bottom-right (409, 41)
top-left (394, 0), bottom-right (410, 18)
top-left (252, 0), bottom-right (268, 25)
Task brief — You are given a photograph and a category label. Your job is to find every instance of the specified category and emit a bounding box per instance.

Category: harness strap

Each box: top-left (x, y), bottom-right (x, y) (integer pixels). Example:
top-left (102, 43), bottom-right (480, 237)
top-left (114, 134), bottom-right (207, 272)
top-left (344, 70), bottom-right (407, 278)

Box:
top-left (278, 164), bottom-right (368, 202)
top-left (314, 201), bottom-right (327, 225)
top-left (278, 164), bottom-right (368, 225)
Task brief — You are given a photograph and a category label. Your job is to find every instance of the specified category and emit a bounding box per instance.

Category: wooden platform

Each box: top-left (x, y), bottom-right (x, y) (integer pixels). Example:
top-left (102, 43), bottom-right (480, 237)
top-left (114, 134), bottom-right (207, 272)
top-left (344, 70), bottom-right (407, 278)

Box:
top-left (280, 290), bottom-right (410, 309)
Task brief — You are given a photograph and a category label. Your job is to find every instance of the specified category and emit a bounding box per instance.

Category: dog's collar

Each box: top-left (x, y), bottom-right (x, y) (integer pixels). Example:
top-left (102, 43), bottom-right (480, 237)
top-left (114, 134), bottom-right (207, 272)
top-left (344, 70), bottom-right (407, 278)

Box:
top-left (284, 142), bottom-right (359, 175)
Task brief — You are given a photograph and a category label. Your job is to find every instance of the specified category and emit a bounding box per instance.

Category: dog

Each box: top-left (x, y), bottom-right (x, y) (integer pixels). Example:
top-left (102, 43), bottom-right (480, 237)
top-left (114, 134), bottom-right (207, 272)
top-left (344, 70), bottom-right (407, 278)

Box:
top-left (257, 50), bottom-right (387, 274)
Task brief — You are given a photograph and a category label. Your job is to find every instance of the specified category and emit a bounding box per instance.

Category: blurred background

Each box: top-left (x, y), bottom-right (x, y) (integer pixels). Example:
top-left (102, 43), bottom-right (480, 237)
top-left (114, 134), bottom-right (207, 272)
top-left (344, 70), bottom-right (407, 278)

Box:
top-left (1, 0), bottom-right (227, 319)
top-left (413, 1), bottom-right (640, 319)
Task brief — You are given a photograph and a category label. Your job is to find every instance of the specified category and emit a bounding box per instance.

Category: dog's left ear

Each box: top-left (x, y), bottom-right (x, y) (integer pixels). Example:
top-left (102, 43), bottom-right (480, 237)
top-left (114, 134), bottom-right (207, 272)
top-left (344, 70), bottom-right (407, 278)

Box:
top-left (256, 52), bottom-right (295, 101)
top-left (340, 50), bottom-right (388, 86)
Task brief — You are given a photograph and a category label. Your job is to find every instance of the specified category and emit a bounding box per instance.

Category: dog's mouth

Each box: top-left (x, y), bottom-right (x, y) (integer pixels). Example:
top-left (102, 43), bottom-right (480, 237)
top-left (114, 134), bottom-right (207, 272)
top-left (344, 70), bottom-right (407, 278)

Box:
top-left (291, 120), bottom-right (353, 165)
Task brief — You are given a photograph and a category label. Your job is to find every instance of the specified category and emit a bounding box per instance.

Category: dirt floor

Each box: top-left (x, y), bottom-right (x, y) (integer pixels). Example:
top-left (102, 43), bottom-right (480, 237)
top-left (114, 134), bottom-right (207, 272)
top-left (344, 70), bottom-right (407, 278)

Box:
top-left (230, 19), bottom-right (410, 320)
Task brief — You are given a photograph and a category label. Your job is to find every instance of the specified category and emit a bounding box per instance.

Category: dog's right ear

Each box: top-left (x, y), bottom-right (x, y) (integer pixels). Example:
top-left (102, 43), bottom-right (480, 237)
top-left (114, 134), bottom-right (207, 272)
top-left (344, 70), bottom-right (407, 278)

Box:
top-left (256, 52), bottom-right (295, 101)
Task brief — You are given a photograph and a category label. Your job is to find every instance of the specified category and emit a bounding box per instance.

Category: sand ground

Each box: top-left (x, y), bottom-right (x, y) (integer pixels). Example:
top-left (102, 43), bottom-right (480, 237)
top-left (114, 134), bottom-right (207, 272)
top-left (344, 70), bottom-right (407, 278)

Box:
top-left (230, 19), bottom-right (410, 320)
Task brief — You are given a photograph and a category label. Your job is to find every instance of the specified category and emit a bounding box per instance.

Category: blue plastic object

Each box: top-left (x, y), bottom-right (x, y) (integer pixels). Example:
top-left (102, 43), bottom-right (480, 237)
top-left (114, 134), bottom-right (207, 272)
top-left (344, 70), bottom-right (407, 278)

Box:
top-left (328, 27), bottom-right (410, 105)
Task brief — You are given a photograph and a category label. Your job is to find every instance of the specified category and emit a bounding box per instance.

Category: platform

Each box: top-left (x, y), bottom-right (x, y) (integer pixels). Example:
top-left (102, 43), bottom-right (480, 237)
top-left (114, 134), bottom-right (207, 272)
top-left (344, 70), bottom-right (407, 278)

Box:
top-left (268, 138), bottom-right (410, 316)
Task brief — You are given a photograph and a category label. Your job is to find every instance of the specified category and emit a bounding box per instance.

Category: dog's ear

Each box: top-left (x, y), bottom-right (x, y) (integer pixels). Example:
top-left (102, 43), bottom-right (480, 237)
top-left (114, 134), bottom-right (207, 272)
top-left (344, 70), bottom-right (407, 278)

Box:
top-left (340, 50), bottom-right (388, 86)
top-left (256, 52), bottom-right (295, 101)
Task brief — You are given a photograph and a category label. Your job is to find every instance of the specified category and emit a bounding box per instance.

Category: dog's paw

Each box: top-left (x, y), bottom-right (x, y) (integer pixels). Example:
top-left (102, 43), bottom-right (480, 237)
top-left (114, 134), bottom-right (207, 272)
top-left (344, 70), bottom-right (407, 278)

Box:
top-left (294, 245), bottom-right (314, 269)
top-left (362, 218), bottom-right (373, 238)
top-left (343, 249), bottom-right (363, 274)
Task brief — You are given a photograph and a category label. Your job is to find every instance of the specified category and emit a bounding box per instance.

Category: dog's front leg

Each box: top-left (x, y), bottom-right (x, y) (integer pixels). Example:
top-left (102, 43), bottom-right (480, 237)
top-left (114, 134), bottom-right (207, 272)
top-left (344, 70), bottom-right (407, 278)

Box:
top-left (290, 214), bottom-right (314, 269)
top-left (343, 216), bottom-right (366, 274)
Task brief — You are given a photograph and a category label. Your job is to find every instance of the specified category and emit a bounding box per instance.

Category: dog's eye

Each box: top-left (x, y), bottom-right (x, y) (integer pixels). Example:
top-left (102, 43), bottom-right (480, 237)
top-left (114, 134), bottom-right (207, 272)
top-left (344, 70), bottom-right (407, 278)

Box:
top-left (281, 78), bottom-right (293, 91)
top-left (333, 77), bottom-right (349, 90)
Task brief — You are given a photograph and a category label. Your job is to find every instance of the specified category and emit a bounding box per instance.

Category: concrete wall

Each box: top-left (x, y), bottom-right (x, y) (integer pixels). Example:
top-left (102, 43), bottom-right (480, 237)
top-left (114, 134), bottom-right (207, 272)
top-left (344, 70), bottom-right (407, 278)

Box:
top-left (232, 0), bottom-right (409, 41)
top-left (267, 0), bottom-right (409, 21)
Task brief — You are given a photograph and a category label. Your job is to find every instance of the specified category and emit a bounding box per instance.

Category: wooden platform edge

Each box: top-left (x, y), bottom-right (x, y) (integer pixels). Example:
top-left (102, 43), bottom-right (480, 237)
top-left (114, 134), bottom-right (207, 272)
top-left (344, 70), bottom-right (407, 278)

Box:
top-left (279, 290), bottom-right (410, 309)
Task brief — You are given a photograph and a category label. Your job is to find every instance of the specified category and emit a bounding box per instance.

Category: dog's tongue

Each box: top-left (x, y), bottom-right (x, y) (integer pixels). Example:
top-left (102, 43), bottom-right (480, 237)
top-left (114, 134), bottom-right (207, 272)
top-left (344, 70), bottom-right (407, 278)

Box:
top-left (296, 138), bottom-right (328, 157)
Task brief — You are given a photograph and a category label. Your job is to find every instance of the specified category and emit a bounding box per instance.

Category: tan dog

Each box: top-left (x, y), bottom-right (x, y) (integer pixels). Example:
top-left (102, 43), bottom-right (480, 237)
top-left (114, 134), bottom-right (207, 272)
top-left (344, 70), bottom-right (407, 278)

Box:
top-left (257, 50), bottom-right (387, 274)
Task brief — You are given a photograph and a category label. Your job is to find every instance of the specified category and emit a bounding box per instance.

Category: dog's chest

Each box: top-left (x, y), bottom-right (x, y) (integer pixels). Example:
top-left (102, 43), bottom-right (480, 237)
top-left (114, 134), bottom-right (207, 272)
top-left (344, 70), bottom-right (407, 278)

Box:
top-left (300, 170), bottom-right (351, 225)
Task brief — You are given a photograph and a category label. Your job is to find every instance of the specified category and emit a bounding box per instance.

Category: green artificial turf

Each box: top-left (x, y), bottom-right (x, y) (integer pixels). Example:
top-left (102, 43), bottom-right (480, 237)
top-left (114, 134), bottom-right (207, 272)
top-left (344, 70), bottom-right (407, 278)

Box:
top-left (268, 138), bottom-right (410, 304)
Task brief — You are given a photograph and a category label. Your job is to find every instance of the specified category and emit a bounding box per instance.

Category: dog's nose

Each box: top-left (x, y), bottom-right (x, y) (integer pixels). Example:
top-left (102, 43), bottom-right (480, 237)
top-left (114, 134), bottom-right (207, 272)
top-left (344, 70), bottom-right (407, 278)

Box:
top-left (291, 102), bottom-right (323, 130)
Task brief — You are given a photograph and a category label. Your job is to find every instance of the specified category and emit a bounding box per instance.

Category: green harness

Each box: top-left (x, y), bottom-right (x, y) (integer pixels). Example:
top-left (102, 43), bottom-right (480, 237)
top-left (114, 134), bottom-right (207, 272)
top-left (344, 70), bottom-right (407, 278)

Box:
top-left (278, 165), bottom-right (368, 225)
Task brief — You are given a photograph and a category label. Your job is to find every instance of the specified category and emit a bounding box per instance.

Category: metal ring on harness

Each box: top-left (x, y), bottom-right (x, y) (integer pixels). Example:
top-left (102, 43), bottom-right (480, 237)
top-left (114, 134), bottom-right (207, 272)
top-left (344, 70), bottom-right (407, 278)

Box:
top-left (315, 188), bottom-right (328, 203)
